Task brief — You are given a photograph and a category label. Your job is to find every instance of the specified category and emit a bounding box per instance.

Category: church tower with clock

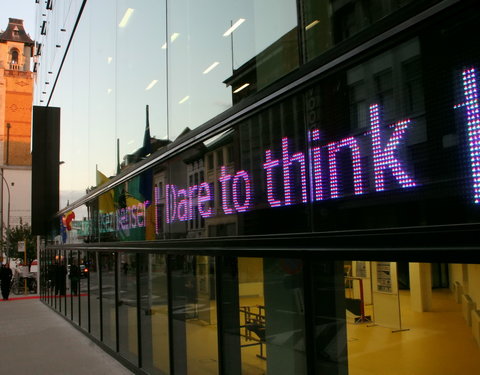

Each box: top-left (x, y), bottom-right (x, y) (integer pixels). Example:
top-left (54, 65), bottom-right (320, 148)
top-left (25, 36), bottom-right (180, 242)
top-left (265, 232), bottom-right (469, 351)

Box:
top-left (0, 18), bottom-right (34, 235)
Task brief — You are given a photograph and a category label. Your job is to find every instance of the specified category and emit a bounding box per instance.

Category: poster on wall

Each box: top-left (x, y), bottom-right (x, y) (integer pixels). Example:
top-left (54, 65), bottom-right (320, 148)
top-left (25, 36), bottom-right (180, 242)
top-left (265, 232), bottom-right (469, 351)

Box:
top-left (356, 261), bottom-right (367, 278)
top-left (376, 262), bottom-right (393, 293)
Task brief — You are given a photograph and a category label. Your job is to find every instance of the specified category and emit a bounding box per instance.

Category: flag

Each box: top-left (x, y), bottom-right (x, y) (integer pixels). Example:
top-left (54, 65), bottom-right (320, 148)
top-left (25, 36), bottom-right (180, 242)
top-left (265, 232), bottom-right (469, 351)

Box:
top-left (62, 210), bottom-right (75, 231)
top-left (96, 169), bottom-right (115, 213)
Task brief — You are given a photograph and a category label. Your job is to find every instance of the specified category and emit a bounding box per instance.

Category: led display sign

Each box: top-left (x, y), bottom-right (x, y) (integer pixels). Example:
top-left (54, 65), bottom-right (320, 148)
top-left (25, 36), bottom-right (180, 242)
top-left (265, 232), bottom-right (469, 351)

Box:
top-left (94, 67), bottom-right (479, 236)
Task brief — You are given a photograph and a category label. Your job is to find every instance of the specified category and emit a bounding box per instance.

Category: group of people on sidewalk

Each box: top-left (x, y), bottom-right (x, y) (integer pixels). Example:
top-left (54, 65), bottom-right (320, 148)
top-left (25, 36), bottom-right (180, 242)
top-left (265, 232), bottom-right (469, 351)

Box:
top-left (0, 263), bottom-right (13, 300)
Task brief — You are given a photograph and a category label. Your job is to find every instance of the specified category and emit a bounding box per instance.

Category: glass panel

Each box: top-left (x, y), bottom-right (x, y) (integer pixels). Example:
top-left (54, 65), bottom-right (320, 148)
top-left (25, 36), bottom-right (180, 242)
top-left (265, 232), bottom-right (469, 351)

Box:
top-left (118, 252), bottom-right (139, 364)
top-left (87, 0), bottom-right (116, 182)
top-left (80, 250), bottom-right (89, 329)
top-left (242, 257), bottom-right (306, 375)
top-left (167, 0), bottom-right (299, 139)
top-left (40, 250), bottom-right (45, 300)
top-left (46, 250), bottom-right (53, 305)
top-left (65, 251), bottom-right (70, 318)
top-left (53, 250), bottom-right (67, 313)
top-left (116, 0), bottom-right (168, 170)
top-left (47, 0), bottom-right (168, 210)
top-left (89, 252), bottom-right (101, 339)
top-left (139, 253), bottom-right (170, 375)
top-left (344, 261), bottom-right (480, 374)
top-left (52, 10), bottom-right (92, 210)
top-left (170, 255), bottom-right (218, 375)
top-left (302, 0), bottom-right (416, 62)
top-left (92, 174), bottom-right (155, 243)
top-left (311, 260), bottom-right (348, 374)
top-left (70, 251), bottom-right (80, 323)
top-left (101, 252), bottom-right (117, 350)
top-left (164, 92), bottom-right (311, 240)
top-left (71, 22), bottom-right (480, 243)
top-left (50, 250), bottom-right (55, 307)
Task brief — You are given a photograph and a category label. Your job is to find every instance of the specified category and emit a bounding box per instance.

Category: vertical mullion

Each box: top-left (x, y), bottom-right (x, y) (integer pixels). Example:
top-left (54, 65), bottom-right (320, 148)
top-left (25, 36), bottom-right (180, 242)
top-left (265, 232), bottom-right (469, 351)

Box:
top-left (136, 253), bottom-right (143, 368)
top-left (78, 251), bottom-right (81, 326)
top-left (115, 252), bottom-right (119, 352)
top-left (64, 250), bottom-right (67, 315)
top-left (215, 256), bottom-right (224, 375)
top-left (99, 252), bottom-right (103, 341)
top-left (166, 255), bottom-right (175, 375)
top-left (70, 250), bottom-right (74, 320)
top-left (295, 0), bottom-right (307, 65)
top-left (87, 251), bottom-right (91, 333)
top-left (302, 255), bottom-right (316, 375)
top-left (216, 256), bottom-right (241, 375)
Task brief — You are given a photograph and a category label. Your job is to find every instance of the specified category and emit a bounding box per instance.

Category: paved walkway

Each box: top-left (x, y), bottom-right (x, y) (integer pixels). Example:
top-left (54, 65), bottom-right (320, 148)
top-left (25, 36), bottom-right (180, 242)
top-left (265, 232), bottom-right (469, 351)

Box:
top-left (0, 296), bottom-right (133, 375)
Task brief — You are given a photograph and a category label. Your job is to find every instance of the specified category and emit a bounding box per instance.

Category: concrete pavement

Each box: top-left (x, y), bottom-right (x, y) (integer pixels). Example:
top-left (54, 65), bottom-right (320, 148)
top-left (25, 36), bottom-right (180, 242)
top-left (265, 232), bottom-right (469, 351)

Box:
top-left (0, 296), bottom-right (133, 375)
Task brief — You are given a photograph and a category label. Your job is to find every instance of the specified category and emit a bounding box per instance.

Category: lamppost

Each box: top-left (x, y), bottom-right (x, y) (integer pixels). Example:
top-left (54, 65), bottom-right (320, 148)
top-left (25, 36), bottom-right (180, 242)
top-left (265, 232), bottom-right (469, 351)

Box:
top-left (0, 122), bottom-right (12, 263)
top-left (0, 171), bottom-right (11, 262)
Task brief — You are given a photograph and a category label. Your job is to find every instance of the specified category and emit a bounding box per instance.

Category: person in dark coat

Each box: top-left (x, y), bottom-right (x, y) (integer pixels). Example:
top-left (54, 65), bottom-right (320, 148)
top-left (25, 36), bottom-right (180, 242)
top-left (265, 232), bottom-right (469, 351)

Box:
top-left (69, 264), bottom-right (80, 295)
top-left (54, 263), bottom-right (67, 295)
top-left (0, 263), bottom-right (13, 300)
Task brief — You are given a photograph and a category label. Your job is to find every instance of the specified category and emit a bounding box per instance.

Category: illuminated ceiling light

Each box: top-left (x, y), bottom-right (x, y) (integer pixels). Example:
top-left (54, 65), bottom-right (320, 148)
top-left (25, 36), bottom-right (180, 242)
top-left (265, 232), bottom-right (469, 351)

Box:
top-left (118, 8), bottom-right (134, 28)
top-left (305, 20), bottom-right (320, 30)
top-left (178, 95), bottom-right (190, 104)
top-left (203, 61), bottom-right (219, 74)
top-left (107, 88), bottom-right (112, 94)
top-left (161, 42), bottom-right (167, 49)
top-left (233, 83), bottom-right (249, 93)
top-left (170, 33), bottom-right (180, 42)
top-left (145, 79), bottom-right (158, 90)
top-left (223, 18), bottom-right (245, 37)
top-left (107, 56), bottom-right (113, 64)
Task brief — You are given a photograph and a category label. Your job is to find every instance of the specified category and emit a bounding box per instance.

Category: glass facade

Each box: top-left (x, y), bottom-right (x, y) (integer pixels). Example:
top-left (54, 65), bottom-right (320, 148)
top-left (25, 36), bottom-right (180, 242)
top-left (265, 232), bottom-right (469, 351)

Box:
top-left (34, 0), bottom-right (480, 374)
top-left (39, 254), bottom-right (480, 374)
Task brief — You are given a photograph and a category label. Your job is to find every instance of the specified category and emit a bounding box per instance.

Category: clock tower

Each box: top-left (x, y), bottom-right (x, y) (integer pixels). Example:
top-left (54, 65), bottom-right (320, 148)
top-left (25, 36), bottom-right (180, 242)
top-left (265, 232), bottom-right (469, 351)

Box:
top-left (0, 18), bottom-right (34, 234)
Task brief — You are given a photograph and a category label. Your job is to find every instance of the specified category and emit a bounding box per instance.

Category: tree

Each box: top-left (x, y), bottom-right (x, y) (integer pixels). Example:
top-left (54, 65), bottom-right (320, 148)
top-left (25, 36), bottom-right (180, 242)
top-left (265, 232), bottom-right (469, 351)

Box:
top-left (2, 222), bottom-right (36, 265)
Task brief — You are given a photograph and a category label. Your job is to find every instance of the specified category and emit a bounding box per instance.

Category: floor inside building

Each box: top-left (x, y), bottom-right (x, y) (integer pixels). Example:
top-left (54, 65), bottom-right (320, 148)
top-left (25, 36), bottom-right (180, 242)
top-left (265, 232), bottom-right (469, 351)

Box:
top-left (180, 287), bottom-right (480, 375)
top-left (347, 288), bottom-right (480, 375)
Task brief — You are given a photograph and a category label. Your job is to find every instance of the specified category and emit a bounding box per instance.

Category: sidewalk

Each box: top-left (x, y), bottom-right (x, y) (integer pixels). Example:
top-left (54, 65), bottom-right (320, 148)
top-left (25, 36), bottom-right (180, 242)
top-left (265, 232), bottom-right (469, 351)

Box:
top-left (0, 296), bottom-right (133, 375)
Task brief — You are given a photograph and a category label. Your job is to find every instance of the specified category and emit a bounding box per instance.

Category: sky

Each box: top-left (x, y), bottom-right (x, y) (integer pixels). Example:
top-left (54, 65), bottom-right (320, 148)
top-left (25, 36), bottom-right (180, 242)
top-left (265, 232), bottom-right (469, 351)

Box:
top-left (0, 0), bottom-right (36, 37)
top-left (0, 0), bottom-right (298, 215)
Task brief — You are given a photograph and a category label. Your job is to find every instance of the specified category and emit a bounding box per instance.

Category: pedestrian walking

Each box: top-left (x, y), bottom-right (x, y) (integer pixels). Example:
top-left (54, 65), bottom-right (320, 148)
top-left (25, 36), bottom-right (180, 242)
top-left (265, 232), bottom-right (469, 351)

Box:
top-left (0, 263), bottom-right (13, 300)
top-left (69, 263), bottom-right (80, 295)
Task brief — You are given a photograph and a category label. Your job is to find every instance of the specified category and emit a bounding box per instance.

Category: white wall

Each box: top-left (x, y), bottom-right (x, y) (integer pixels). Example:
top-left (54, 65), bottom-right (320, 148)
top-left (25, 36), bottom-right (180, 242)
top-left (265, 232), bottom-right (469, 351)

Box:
top-left (467, 264), bottom-right (480, 309)
top-left (450, 263), bottom-right (480, 309)
top-left (1, 168), bottom-right (31, 227)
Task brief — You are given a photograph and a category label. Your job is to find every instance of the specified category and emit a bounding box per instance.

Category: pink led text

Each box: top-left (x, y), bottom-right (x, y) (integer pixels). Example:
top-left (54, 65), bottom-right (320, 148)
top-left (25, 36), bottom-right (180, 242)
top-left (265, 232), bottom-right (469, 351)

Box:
top-left (455, 67), bottom-right (480, 204)
top-left (264, 104), bottom-right (416, 207)
top-left (163, 182), bottom-right (213, 224)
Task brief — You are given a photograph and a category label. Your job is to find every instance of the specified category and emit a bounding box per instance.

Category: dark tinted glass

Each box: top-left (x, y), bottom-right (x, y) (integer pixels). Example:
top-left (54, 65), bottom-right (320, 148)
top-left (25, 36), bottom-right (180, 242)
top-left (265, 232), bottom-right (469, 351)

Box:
top-left (101, 252), bottom-right (117, 350)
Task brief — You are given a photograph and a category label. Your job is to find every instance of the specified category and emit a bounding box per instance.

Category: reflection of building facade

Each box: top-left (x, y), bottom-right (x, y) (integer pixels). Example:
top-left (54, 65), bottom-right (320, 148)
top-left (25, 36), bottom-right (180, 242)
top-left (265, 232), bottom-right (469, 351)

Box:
top-left (34, 2), bottom-right (480, 375)
top-left (185, 149), bottom-right (206, 238)
top-left (204, 131), bottom-right (237, 237)
top-left (0, 19), bottom-right (33, 234)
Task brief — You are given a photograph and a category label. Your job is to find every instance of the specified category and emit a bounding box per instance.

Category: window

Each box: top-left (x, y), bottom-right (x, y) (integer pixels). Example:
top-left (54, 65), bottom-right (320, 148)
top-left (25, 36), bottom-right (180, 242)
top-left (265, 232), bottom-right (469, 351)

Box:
top-left (11, 50), bottom-right (19, 64)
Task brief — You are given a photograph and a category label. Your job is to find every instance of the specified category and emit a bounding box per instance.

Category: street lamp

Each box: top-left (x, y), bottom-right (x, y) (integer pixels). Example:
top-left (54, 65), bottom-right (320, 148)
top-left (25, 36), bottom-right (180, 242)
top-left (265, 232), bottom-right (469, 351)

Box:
top-left (0, 171), bottom-right (11, 262)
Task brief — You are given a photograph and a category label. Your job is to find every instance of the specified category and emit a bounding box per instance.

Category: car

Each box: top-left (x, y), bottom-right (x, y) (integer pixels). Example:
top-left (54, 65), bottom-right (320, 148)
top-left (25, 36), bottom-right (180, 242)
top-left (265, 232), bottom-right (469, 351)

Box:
top-left (80, 264), bottom-right (88, 278)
